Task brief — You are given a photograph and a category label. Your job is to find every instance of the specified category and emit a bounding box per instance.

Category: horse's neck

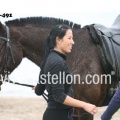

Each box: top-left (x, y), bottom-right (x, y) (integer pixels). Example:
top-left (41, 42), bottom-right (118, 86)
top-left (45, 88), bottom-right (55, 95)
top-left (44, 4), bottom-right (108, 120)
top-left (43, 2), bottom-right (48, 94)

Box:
top-left (16, 26), bottom-right (50, 66)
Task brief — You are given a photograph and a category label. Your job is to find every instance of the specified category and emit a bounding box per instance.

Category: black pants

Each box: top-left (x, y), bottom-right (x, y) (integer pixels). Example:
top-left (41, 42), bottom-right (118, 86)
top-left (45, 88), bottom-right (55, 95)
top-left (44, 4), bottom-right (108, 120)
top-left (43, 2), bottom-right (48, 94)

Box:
top-left (43, 109), bottom-right (73, 120)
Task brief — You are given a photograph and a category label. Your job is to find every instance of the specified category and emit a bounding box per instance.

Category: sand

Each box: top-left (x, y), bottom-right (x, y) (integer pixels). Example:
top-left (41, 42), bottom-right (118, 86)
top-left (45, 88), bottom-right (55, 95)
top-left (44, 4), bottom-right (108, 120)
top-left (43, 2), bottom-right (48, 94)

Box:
top-left (0, 97), bottom-right (120, 120)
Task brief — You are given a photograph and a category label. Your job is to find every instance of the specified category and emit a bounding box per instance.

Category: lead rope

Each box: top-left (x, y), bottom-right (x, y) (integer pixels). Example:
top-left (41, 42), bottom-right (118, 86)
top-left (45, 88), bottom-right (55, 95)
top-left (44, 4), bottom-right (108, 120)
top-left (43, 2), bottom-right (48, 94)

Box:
top-left (5, 78), bottom-right (48, 102)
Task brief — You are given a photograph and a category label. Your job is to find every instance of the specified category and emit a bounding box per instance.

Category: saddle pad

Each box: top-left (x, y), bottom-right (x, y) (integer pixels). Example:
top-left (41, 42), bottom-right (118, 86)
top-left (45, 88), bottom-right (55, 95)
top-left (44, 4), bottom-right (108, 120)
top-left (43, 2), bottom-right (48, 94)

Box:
top-left (94, 25), bottom-right (120, 77)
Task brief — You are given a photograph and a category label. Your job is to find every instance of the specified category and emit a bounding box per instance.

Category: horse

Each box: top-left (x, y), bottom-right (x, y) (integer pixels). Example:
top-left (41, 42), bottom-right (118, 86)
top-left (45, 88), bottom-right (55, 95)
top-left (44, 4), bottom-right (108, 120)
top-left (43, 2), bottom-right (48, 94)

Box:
top-left (0, 16), bottom-right (119, 120)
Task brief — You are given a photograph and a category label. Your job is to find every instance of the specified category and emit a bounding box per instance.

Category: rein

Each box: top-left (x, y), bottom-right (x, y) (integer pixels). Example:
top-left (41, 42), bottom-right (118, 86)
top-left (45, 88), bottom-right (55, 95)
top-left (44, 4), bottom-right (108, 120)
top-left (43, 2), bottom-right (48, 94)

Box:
top-left (5, 78), bottom-right (48, 101)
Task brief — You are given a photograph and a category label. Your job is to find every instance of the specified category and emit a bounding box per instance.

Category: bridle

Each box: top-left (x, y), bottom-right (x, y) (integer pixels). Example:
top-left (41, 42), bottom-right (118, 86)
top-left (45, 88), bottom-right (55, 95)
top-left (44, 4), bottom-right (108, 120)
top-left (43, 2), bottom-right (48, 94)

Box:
top-left (0, 26), bottom-right (15, 82)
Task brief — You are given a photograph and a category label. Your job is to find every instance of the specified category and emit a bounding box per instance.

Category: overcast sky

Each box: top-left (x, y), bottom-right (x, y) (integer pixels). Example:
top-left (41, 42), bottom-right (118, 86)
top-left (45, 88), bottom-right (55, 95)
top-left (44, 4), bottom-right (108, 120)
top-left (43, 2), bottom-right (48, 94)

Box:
top-left (0, 0), bottom-right (120, 26)
top-left (0, 0), bottom-right (120, 96)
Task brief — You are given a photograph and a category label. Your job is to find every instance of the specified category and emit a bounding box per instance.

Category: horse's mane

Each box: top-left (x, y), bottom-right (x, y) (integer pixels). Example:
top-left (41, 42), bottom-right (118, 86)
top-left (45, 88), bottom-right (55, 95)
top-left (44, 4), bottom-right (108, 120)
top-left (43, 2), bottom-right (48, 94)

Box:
top-left (5, 17), bottom-right (81, 29)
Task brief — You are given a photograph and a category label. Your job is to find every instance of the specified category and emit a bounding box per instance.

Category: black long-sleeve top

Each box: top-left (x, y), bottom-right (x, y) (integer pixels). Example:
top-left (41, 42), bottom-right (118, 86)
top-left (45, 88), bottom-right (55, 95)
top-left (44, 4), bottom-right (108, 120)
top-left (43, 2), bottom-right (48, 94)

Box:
top-left (35, 50), bottom-right (73, 109)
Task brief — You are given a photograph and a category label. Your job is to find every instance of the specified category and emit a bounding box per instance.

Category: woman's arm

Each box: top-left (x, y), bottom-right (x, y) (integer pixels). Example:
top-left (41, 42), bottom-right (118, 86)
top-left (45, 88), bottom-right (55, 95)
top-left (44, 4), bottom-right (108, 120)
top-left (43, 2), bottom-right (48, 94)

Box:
top-left (63, 96), bottom-right (98, 115)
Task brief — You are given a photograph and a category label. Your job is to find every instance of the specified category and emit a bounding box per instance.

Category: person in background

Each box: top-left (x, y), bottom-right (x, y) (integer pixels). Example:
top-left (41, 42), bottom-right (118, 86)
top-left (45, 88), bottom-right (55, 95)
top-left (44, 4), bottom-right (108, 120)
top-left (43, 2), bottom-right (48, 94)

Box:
top-left (34, 24), bottom-right (98, 120)
top-left (101, 85), bottom-right (120, 120)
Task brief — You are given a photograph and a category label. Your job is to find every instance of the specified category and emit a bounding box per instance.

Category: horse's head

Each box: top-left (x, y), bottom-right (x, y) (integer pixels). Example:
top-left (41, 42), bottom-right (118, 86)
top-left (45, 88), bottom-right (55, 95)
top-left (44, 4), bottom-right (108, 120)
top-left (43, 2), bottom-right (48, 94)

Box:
top-left (0, 22), bottom-right (17, 89)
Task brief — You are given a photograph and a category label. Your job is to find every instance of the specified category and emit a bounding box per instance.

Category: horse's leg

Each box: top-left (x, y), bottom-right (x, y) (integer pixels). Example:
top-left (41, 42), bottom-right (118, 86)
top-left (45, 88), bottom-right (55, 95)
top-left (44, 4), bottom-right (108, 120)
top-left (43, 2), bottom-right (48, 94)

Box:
top-left (73, 85), bottom-right (94, 120)
top-left (72, 85), bottom-right (93, 120)
top-left (73, 108), bottom-right (93, 120)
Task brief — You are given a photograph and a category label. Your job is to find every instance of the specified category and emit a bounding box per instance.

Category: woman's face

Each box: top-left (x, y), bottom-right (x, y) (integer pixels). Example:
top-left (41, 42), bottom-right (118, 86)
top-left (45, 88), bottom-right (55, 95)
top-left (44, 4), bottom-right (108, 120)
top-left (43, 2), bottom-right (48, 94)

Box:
top-left (57, 29), bottom-right (74, 54)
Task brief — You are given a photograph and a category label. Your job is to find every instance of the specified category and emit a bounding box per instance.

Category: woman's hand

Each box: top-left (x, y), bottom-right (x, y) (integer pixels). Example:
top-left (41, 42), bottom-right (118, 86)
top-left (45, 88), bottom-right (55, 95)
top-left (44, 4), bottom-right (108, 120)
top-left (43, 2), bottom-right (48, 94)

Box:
top-left (32, 86), bottom-right (35, 90)
top-left (83, 102), bottom-right (98, 115)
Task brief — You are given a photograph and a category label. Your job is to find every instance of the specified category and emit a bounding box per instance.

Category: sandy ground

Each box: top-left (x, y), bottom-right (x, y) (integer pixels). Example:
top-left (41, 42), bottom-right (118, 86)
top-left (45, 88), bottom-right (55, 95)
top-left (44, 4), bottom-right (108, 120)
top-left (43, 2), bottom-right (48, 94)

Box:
top-left (0, 97), bottom-right (120, 120)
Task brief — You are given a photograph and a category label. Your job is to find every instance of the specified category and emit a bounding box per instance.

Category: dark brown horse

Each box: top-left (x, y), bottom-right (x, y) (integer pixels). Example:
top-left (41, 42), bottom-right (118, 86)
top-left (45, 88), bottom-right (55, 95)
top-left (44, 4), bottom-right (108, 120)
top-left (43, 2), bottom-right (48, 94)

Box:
top-left (0, 16), bottom-right (119, 120)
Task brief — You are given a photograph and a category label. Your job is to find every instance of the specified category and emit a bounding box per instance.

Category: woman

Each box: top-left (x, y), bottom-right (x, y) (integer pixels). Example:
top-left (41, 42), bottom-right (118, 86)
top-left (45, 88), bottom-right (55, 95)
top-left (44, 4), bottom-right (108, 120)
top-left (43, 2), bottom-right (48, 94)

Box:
top-left (101, 85), bottom-right (120, 120)
top-left (35, 24), bottom-right (98, 120)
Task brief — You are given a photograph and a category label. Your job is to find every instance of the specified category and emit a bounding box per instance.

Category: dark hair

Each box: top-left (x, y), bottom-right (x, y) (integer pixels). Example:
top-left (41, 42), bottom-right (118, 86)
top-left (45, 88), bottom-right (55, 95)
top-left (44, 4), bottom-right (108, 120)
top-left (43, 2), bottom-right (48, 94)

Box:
top-left (40, 24), bottom-right (72, 72)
